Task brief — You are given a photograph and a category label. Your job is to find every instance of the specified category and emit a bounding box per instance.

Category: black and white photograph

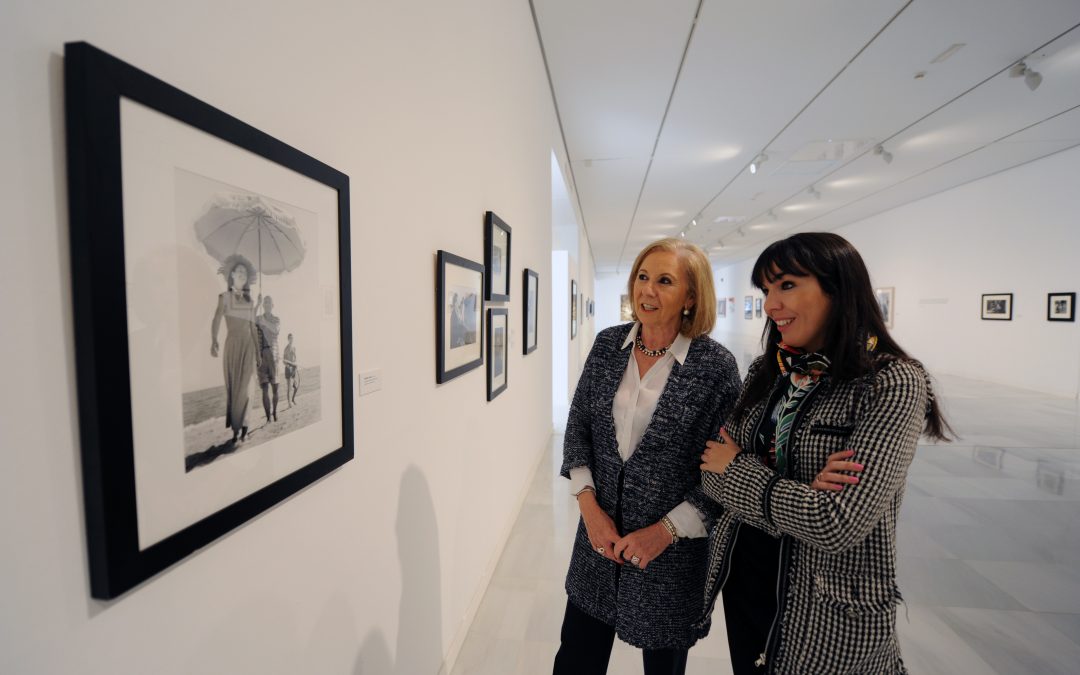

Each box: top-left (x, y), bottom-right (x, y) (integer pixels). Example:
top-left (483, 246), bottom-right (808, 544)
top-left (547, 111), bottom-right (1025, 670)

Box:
top-left (571, 279), bottom-right (578, 339)
top-left (523, 268), bottom-right (539, 355)
top-left (181, 179), bottom-right (323, 472)
top-left (1048, 292), bottom-right (1075, 321)
top-left (718, 298), bottom-right (726, 318)
top-left (981, 293), bottom-right (1013, 320)
top-left (484, 211), bottom-right (511, 301)
top-left (437, 251), bottom-right (485, 382)
top-left (875, 286), bottom-right (895, 328)
top-left (620, 294), bottom-right (633, 321)
top-left (744, 295), bottom-right (753, 319)
top-left (487, 308), bottom-right (508, 400)
top-left (755, 297), bottom-right (763, 318)
top-left (64, 42), bottom-right (352, 599)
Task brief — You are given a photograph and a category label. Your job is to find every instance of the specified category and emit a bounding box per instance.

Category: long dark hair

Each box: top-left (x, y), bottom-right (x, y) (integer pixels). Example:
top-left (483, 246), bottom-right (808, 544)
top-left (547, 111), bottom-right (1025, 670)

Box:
top-left (732, 232), bottom-right (951, 440)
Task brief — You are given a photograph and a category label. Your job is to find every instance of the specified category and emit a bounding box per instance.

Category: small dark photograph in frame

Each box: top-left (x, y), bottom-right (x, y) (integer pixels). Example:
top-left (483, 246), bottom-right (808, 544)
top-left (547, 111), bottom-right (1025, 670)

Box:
top-left (484, 211), bottom-right (511, 301)
top-left (523, 269), bottom-right (539, 355)
top-left (1048, 292), bottom-right (1075, 322)
top-left (437, 251), bottom-right (485, 383)
top-left (718, 298), bottom-right (726, 318)
top-left (981, 293), bottom-right (1013, 320)
top-left (64, 42), bottom-right (353, 599)
top-left (755, 297), bottom-right (763, 318)
top-left (487, 307), bottom-right (509, 400)
top-left (571, 279), bottom-right (578, 339)
top-left (744, 295), bottom-right (753, 320)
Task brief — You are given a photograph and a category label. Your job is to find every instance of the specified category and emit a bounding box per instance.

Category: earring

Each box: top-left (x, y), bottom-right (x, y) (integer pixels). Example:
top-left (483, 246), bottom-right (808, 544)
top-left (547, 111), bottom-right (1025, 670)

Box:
top-left (682, 308), bottom-right (690, 316)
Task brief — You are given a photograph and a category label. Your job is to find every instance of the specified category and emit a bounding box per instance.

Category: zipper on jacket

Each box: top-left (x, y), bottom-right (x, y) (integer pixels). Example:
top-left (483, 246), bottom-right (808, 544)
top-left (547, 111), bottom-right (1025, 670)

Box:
top-left (700, 521), bottom-right (741, 622)
top-left (757, 381), bottom-right (825, 671)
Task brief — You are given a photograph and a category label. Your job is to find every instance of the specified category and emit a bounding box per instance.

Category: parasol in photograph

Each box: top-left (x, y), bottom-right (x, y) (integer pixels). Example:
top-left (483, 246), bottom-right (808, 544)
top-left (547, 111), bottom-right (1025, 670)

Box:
top-left (195, 193), bottom-right (306, 277)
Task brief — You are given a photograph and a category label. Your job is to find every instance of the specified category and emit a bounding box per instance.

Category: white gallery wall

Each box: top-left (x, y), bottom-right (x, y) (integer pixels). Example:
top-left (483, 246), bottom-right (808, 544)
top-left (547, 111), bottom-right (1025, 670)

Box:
top-left (714, 145), bottom-right (1080, 399)
top-left (0, 1), bottom-right (562, 673)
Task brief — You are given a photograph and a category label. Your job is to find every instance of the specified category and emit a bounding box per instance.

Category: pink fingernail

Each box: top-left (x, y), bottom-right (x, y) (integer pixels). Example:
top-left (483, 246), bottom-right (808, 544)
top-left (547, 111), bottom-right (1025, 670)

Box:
top-left (854, 463), bottom-right (864, 470)
top-left (850, 476), bottom-right (859, 484)
top-left (833, 485), bottom-right (843, 491)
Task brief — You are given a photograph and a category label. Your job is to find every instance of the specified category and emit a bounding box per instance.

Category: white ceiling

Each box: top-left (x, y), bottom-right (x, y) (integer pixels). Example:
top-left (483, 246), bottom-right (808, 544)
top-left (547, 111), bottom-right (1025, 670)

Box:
top-left (532, 0), bottom-right (1080, 274)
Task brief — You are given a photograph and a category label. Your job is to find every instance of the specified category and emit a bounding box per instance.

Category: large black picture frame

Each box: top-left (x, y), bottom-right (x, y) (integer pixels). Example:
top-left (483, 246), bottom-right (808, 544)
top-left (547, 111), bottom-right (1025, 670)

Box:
top-left (64, 42), bottom-right (354, 599)
top-left (484, 211), bottom-right (511, 301)
top-left (436, 250), bottom-right (485, 383)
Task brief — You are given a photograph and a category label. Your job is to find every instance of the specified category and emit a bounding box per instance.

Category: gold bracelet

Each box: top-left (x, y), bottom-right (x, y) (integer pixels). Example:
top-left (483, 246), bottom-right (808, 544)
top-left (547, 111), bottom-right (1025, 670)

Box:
top-left (660, 515), bottom-right (679, 544)
top-left (575, 485), bottom-right (596, 499)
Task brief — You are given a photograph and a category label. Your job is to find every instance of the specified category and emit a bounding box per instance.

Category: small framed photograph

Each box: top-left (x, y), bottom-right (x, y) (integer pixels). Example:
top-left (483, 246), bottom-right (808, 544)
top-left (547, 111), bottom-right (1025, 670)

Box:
top-left (523, 269), bottom-right (539, 354)
top-left (64, 42), bottom-right (353, 598)
top-left (875, 287), bottom-right (895, 328)
top-left (487, 308), bottom-right (509, 400)
top-left (744, 295), bottom-right (753, 320)
top-left (755, 297), bottom-right (763, 318)
top-left (1048, 292), bottom-right (1075, 322)
top-left (981, 293), bottom-right (1013, 320)
top-left (437, 251), bottom-right (485, 382)
top-left (484, 211), bottom-right (511, 301)
top-left (571, 280), bottom-right (579, 339)
top-left (620, 294), bottom-right (633, 321)
top-left (718, 298), bottom-right (726, 318)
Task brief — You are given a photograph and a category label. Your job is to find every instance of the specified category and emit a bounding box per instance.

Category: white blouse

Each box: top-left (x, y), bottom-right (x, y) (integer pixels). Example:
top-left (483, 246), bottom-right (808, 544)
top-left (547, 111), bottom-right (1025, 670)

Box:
top-left (569, 323), bottom-right (708, 539)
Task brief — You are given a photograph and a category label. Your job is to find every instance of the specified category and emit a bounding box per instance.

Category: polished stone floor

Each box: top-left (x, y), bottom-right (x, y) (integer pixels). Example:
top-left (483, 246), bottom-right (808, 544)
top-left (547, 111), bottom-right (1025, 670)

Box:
top-left (451, 338), bottom-right (1080, 674)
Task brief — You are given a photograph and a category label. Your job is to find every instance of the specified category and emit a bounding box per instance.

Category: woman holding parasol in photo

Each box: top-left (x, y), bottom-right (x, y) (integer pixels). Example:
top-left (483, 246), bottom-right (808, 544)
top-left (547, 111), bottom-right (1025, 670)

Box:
top-left (210, 254), bottom-right (261, 445)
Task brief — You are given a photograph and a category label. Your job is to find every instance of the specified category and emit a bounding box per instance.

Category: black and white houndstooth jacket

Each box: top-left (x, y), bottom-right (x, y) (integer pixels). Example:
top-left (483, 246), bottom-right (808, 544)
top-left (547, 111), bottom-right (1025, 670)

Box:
top-left (696, 354), bottom-right (931, 674)
top-left (561, 323), bottom-right (741, 650)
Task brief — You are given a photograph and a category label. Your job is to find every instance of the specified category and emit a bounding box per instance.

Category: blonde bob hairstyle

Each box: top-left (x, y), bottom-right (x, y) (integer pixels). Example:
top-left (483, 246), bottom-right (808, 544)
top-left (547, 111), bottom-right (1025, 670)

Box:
top-left (627, 237), bottom-right (716, 338)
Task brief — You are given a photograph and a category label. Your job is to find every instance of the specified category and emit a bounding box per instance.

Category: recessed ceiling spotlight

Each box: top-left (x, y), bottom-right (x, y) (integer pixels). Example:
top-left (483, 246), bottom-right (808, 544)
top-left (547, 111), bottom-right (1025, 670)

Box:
top-left (873, 144), bottom-right (894, 164)
top-left (1009, 61), bottom-right (1042, 91)
top-left (749, 153), bottom-right (768, 175)
top-left (914, 71), bottom-right (927, 80)
top-left (691, 219), bottom-right (697, 227)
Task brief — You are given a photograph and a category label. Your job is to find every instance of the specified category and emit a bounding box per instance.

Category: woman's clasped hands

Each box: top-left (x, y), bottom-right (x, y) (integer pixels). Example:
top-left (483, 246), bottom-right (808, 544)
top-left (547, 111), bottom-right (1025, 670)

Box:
top-left (700, 428), bottom-right (864, 491)
top-left (578, 491), bottom-right (674, 569)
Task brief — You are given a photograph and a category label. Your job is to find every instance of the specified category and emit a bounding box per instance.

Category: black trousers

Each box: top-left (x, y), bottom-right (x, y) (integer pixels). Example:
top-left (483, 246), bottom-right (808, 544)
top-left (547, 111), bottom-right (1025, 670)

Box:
top-left (552, 600), bottom-right (688, 675)
top-left (722, 524), bottom-right (780, 675)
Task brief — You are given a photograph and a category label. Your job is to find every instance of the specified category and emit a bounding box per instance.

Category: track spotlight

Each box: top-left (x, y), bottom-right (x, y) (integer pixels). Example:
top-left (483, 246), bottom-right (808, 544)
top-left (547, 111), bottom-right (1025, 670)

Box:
top-left (679, 230), bottom-right (685, 238)
top-left (807, 186), bottom-right (821, 200)
top-left (691, 219), bottom-right (697, 227)
top-left (749, 153), bottom-right (768, 175)
top-left (1009, 61), bottom-right (1042, 91)
top-left (767, 209), bottom-right (778, 221)
top-left (873, 144), bottom-right (893, 164)
top-left (737, 227), bottom-right (746, 237)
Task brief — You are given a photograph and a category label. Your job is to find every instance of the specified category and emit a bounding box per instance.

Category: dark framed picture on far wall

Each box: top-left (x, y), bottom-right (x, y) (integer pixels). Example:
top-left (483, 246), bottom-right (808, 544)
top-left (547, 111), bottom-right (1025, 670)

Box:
top-left (487, 308), bottom-right (509, 400)
top-left (64, 42), bottom-right (353, 599)
top-left (1048, 292), bottom-right (1075, 321)
top-left (744, 295), bottom-right (753, 319)
top-left (437, 251), bottom-right (485, 382)
top-left (484, 211), bottom-right (511, 301)
top-left (755, 297), bottom-right (763, 318)
top-left (523, 268), bottom-right (539, 354)
top-left (981, 293), bottom-right (1013, 320)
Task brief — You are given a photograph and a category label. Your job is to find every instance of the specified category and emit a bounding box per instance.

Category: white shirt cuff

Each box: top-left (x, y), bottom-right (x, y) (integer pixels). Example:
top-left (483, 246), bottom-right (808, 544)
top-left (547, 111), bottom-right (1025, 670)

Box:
top-left (666, 501), bottom-right (708, 539)
top-left (568, 466), bottom-right (595, 496)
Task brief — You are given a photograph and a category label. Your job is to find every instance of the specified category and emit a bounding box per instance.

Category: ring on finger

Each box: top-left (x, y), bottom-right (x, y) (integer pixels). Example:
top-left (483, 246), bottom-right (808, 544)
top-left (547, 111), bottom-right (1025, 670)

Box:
top-left (630, 555), bottom-right (641, 566)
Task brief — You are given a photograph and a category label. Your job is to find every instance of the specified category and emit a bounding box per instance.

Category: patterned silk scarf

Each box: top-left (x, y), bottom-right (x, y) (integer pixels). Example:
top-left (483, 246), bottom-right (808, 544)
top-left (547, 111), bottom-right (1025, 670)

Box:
top-left (770, 336), bottom-right (878, 472)
top-left (770, 343), bottom-right (831, 473)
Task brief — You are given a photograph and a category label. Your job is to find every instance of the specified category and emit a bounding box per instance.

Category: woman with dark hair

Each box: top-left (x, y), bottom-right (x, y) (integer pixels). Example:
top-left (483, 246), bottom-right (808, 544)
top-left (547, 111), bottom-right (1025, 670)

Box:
top-left (697, 232), bottom-right (950, 674)
top-left (210, 254), bottom-right (261, 445)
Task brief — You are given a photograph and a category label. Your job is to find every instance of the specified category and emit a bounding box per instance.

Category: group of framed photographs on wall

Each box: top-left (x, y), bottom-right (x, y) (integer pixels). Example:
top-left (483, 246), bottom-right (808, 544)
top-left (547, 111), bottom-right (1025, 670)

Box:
top-left (436, 212), bottom-right (539, 401)
top-left (982, 292), bottom-right (1075, 322)
top-left (64, 43), bottom-right (353, 598)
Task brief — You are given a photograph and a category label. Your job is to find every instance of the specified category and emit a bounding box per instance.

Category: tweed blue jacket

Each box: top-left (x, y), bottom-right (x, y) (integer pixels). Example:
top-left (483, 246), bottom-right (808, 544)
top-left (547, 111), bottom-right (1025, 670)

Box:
top-left (561, 323), bottom-right (741, 649)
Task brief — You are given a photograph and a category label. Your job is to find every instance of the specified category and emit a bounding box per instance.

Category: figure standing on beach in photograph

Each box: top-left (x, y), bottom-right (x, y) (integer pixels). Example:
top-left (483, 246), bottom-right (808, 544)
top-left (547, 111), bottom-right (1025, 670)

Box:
top-left (283, 333), bottom-right (299, 408)
top-left (210, 254), bottom-right (260, 445)
top-left (256, 295), bottom-right (282, 423)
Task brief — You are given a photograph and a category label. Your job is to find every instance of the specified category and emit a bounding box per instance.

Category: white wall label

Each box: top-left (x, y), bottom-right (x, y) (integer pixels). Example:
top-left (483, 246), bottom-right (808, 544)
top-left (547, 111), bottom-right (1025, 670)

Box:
top-left (359, 369), bottom-right (383, 396)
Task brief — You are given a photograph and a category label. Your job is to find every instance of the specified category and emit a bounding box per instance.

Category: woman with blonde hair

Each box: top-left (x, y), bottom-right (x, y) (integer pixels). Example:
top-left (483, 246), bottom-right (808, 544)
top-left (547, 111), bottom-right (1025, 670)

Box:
top-left (553, 238), bottom-right (740, 675)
